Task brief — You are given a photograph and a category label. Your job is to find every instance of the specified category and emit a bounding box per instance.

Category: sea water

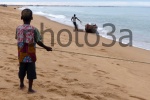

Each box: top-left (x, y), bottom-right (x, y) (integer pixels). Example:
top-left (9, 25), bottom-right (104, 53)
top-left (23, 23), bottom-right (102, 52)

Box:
top-left (20, 6), bottom-right (150, 50)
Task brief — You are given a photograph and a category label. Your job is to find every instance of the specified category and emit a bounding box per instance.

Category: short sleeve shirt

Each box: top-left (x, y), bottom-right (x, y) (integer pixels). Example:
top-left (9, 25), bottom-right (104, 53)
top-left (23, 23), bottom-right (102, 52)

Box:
top-left (72, 16), bottom-right (77, 22)
top-left (16, 24), bottom-right (41, 63)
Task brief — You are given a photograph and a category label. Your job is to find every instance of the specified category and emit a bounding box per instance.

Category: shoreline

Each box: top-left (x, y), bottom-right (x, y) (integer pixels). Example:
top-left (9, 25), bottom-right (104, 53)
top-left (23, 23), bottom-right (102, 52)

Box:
top-left (36, 13), bottom-right (150, 52)
top-left (18, 6), bottom-right (150, 51)
top-left (0, 6), bottom-right (150, 100)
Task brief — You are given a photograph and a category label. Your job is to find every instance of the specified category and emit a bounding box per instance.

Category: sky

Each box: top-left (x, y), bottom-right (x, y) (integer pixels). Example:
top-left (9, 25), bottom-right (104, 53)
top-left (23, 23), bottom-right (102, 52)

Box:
top-left (1, 0), bottom-right (150, 2)
top-left (0, 0), bottom-right (150, 6)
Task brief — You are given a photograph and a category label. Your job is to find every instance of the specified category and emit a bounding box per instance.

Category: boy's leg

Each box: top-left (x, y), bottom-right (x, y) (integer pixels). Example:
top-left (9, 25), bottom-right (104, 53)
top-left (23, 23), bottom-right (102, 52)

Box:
top-left (19, 63), bottom-right (27, 89)
top-left (27, 62), bottom-right (36, 93)
top-left (29, 79), bottom-right (35, 92)
top-left (20, 78), bottom-right (24, 88)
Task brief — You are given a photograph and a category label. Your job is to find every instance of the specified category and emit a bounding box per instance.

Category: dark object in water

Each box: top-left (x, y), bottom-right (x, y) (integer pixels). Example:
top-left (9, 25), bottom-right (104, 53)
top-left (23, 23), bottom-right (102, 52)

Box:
top-left (85, 24), bottom-right (97, 33)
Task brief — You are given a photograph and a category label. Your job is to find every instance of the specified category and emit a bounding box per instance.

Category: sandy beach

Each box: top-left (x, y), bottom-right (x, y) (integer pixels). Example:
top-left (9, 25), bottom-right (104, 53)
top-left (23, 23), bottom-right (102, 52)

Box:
top-left (0, 6), bottom-right (150, 100)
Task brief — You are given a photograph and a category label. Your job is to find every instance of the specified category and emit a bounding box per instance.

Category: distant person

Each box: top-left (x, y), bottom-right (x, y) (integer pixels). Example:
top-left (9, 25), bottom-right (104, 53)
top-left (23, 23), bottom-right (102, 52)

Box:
top-left (71, 14), bottom-right (82, 31)
top-left (15, 9), bottom-right (52, 93)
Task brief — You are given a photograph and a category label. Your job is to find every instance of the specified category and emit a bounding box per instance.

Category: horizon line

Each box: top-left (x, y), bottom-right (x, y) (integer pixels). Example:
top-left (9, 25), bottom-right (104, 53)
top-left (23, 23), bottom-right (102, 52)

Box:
top-left (1, 1), bottom-right (150, 7)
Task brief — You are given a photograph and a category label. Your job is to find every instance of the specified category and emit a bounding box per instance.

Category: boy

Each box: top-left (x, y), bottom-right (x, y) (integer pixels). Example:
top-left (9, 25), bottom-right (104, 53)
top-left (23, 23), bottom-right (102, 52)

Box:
top-left (15, 9), bottom-right (52, 93)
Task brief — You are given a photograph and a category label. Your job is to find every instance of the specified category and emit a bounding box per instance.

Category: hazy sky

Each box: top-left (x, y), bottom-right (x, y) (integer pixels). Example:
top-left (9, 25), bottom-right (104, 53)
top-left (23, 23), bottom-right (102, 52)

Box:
top-left (1, 0), bottom-right (150, 2)
top-left (1, 0), bottom-right (150, 6)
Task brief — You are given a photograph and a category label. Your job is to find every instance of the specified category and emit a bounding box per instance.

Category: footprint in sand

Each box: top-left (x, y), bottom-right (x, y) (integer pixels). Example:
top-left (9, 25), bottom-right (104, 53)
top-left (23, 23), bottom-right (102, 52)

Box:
top-left (7, 57), bottom-right (18, 62)
top-left (9, 69), bottom-right (15, 72)
top-left (94, 64), bottom-right (97, 66)
top-left (93, 70), bottom-right (108, 77)
top-left (58, 64), bottom-right (64, 67)
top-left (116, 63), bottom-right (120, 66)
top-left (101, 92), bottom-right (126, 100)
top-left (40, 95), bottom-right (46, 99)
top-left (4, 62), bottom-right (10, 66)
top-left (129, 95), bottom-right (146, 100)
top-left (47, 88), bottom-right (67, 96)
top-left (53, 69), bottom-right (58, 72)
top-left (9, 54), bottom-right (13, 56)
top-left (13, 84), bottom-right (18, 87)
top-left (5, 79), bottom-right (12, 82)
top-left (100, 49), bottom-right (107, 52)
top-left (72, 92), bottom-right (93, 100)
top-left (58, 55), bottom-right (64, 58)
top-left (0, 66), bottom-right (4, 68)
top-left (37, 83), bottom-right (45, 88)
top-left (54, 85), bottom-right (65, 89)
top-left (107, 83), bottom-right (120, 88)
top-left (53, 60), bottom-right (57, 62)
top-left (37, 73), bottom-right (45, 77)
top-left (95, 96), bottom-right (107, 100)
top-left (97, 70), bottom-right (108, 74)
top-left (52, 60), bottom-right (58, 63)
top-left (46, 81), bottom-right (51, 83)
top-left (0, 88), bottom-right (7, 90)
top-left (75, 83), bottom-right (95, 89)
top-left (80, 58), bottom-right (87, 61)
top-left (62, 77), bottom-right (78, 83)
top-left (6, 74), bottom-right (10, 76)
top-left (83, 92), bottom-right (93, 94)
top-left (1, 66), bottom-right (10, 71)
top-left (58, 64), bottom-right (80, 72)
top-left (105, 77), bottom-right (115, 80)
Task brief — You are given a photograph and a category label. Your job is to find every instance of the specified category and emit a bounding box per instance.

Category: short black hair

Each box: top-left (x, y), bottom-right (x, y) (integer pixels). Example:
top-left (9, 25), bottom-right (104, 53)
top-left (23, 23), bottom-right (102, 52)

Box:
top-left (21, 9), bottom-right (33, 21)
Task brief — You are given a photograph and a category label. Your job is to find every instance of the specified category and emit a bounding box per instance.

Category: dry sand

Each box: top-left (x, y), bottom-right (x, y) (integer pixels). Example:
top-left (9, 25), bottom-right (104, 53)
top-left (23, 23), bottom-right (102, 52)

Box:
top-left (0, 6), bottom-right (150, 100)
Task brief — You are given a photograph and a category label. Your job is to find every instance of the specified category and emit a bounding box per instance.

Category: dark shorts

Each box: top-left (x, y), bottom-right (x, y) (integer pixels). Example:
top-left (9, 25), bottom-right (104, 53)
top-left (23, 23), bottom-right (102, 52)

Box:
top-left (73, 22), bottom-right (78, 29)
top-left (19, 62), bottom-right (37, 80)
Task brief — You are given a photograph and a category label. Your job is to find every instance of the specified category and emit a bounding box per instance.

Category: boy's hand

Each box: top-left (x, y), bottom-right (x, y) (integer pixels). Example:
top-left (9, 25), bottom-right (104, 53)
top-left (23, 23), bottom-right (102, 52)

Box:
top-left (45, 47), bottom-right (52, 51)
top-left (37, 41), bottom-right (52, 51)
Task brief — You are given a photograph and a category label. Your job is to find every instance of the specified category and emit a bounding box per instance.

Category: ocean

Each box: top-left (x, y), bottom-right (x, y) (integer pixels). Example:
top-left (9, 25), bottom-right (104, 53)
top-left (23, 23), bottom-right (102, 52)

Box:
top-left (20, 6), bottom-right (150, 50)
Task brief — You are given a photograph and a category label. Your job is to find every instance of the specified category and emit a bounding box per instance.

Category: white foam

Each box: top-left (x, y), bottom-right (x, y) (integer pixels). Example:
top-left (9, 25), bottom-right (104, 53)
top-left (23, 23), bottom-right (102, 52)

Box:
top-left (132, 41), bottom-right (150, 51)
top-left (34, 11), bottom-right (47, 16)
top-left (48, 14), bottom-right (66, 19)
top-left (18, 6), bottom-right (150, 51)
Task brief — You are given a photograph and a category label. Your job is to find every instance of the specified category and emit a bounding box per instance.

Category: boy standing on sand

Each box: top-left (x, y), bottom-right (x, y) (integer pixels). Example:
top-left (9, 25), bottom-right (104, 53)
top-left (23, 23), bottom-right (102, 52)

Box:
top-left (15, 9), bottom-right (52, 93)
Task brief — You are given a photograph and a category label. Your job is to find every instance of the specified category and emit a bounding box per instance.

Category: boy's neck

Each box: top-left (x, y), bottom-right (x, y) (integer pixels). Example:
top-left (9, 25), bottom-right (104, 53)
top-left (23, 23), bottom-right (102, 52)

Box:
top-left (23, 21), bottom-right (31, 25)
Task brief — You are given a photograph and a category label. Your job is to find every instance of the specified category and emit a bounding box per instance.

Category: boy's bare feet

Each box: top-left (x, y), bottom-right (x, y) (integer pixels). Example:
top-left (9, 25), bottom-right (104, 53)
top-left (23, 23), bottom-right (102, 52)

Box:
top-left (28, 89), bottom-right (36, 93)
top-left (20, 84), bottom-right (25, 89)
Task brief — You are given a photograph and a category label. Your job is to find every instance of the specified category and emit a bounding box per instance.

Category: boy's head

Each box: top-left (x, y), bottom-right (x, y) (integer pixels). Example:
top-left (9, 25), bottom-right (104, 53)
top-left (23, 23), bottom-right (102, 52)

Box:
top-left (21, 9), bottom-right (33, 22)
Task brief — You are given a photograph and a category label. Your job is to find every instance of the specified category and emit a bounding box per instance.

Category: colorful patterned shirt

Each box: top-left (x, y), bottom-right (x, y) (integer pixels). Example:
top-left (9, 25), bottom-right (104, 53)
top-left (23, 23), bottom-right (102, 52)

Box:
top-left (16, 24), bottom-right (41, 63)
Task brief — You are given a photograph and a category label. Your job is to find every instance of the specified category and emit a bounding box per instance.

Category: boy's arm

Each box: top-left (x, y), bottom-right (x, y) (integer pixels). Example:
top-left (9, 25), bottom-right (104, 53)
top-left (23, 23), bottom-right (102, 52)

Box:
top-left (34, 28), bottom-right (52, 51)
top-left (36, 41), bottom-right (52, 51)
top-left (77, 17), bottom-right (82, 23)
